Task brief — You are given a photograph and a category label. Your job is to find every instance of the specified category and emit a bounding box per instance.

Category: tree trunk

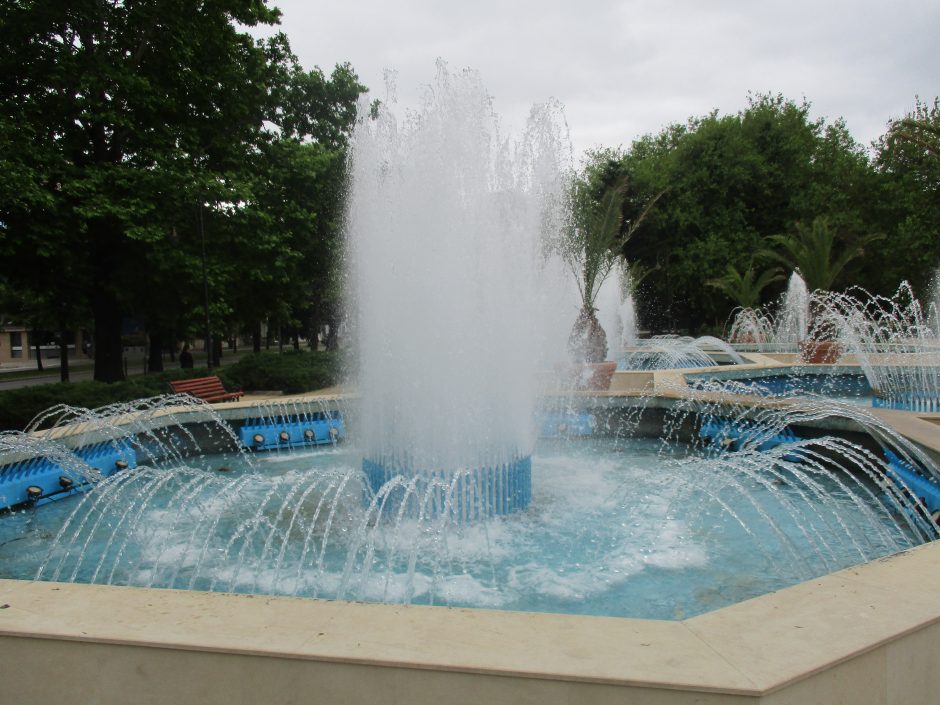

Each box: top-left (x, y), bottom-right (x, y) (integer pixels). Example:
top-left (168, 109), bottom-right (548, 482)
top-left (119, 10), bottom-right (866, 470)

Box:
top-left (212, 337), bottom-right (222, 367)
top-left (92, 290), bottom-right (126, 382)
top-left (252, 321), bottom-right (262, 353)
top-left (59, 330), bottom-right (69, 382)
top-left (309, 315), bottom-right (320, 351)
top-left (33, 331), bottom-right (43, 371)
top-left (325, 319), bottom-right (338, 352)
top-left (148, 332), bottom-right (164, 372)
top-left (567, 307), bottom-right (608, 364)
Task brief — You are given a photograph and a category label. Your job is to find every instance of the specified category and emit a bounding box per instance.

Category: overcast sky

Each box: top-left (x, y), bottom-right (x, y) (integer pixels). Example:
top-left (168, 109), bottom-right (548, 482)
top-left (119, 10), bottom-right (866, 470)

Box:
top-left (264, 0), bottom-right (939, 159)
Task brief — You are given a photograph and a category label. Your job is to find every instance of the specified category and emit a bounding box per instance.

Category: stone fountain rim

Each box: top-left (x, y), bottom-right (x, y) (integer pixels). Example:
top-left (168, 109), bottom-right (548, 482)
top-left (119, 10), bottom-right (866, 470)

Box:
top-left (1, 379), bottom-right (939, 701)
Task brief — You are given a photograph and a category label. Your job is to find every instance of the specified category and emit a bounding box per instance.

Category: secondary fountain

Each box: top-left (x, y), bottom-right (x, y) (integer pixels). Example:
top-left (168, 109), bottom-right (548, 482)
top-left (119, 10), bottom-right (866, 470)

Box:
top-left (728, 271), bottom-right (809, 351)
top-left (775, 271), bottom-right (810, 345)
top-left (813, 282), bottom-right (940, 411)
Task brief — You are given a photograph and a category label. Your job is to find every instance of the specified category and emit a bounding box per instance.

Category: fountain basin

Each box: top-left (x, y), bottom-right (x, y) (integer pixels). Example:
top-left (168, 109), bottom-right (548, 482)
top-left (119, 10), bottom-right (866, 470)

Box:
top-left (1, 389), bottom-right (938, 703)
top-left (685, 365), bottom-right (874, 406)
top-left (2, 541), bottom-right (939, 704)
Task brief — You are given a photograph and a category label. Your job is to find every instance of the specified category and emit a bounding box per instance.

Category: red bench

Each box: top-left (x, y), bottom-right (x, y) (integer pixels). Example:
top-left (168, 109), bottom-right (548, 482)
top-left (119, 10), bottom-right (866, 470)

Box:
top-left (169, 375), bottom-right (244, 403)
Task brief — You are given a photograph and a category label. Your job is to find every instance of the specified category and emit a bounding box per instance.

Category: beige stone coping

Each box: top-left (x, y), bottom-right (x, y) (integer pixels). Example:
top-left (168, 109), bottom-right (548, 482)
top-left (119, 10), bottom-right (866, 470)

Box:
top-left (2, 374), bottom-right (940, 701)
top-left (1, 540), bottom-right (939, 697)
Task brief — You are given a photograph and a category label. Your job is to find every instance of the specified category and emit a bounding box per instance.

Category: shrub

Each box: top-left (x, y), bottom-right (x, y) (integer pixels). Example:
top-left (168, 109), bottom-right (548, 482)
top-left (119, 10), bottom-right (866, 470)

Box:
top-left (0, 351), bottom-right (344, 431)
top-left (219, 350), bottom-right (343, 395)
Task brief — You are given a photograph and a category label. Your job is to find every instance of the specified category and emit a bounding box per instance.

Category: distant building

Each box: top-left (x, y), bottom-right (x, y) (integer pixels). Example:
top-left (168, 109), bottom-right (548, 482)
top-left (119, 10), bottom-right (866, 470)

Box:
top-left (0, 325), bottom-right (86, 366)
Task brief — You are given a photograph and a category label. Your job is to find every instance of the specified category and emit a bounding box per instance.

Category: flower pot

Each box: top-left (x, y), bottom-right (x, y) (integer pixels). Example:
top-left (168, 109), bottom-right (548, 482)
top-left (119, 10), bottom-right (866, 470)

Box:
top-left (799, 340), bottom-right (842, 364)
top-left (577, 361), bottom-right (617, 391)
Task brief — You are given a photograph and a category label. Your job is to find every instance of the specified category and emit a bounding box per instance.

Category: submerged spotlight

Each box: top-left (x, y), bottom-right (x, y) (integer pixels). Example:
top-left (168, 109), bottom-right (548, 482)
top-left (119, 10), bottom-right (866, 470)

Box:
top-left (26, 486), bottom-right (42, 501)
top-left (279, 431), bottom-right (290, 443)
top-left (58, 476), bottom-right (74, 490)
top-left (115, 459), bottom-right (129, 471)
top-left (304, 429), bottom-right (315, 440)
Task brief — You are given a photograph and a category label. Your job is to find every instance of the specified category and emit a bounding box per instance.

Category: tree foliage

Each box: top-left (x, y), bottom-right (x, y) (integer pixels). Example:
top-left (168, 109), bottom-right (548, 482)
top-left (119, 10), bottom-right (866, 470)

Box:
top-left (707, 262), bottom-right (784, 309)
top-left (0, 1), bottom-right (365, 380)
top-left (563, 152), bottom-right (663, 362)
top-left (763, 217), bottom-right (883, 293)
top-left (619, 94), bottom-right (893, 332)
top-left (869, 98), bottom-right (940, 297)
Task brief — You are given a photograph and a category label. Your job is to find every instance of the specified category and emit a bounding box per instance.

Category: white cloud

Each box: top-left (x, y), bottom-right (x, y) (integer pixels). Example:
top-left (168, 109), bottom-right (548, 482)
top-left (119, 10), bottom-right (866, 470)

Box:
top-left (264, 0), bottom-right (940, 155)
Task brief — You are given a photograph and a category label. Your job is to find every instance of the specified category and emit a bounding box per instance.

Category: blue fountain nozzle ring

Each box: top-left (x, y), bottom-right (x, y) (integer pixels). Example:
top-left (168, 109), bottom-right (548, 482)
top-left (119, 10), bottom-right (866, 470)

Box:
top-left (240, 413), bottom-right (346, 451)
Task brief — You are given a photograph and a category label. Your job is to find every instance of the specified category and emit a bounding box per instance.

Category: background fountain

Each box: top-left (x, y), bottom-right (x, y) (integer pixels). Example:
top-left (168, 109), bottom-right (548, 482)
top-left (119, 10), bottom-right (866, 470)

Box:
top-left (775, 271), bottom-right (810, 346)
top-left (619, 335), bottom-right (743, 370)
top-left (728, 271), bottom-right (809, 352)
top-left (928, 267), bottom-right (940, 335)
top-left (813, 283), bottom-right (940, 411)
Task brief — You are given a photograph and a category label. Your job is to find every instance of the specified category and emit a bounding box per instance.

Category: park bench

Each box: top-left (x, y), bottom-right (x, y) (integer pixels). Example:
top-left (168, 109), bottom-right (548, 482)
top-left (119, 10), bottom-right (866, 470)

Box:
top-left (169, 375), bottom-right (244, 403)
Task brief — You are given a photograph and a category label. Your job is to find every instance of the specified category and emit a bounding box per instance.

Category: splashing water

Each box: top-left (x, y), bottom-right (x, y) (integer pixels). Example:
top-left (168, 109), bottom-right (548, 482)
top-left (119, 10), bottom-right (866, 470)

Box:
top-left (619, 335), bottom-right (744, 370)
top-left (812, 283), bottom-right (940, 411)
top-left (775, 271), bottom-right (810, 345)
top-left (0, 392), bottom-right (934, 620)
top-left (345, 63), bottom-right (572, 508)
top-left (728, 272), bottom-right (809, 350)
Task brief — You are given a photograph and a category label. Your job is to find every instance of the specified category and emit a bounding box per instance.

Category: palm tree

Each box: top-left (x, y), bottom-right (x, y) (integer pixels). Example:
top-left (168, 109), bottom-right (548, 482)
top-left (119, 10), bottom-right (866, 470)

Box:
top-left (763, 217), bottom-right (883, 293)
top-left (707, 262), bottom-right (784, 309)
top-left (563, 179), bottom-right (663, 363)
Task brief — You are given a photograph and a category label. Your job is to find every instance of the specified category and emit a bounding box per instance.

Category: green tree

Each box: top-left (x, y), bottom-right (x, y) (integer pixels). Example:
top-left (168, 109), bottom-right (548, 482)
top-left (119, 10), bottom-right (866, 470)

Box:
top-left (707, 263), bottom-right (784, 309)
top-left (0, 1), bottom-right (365, 382)
top-left (870, 98), bottom-right (940, 296)
top-left (763, 217), bottom-right (883, 293)
top-left (621, 94), bottom-right (882, 331)
top-left (563, 157), bottom-right (663, 363)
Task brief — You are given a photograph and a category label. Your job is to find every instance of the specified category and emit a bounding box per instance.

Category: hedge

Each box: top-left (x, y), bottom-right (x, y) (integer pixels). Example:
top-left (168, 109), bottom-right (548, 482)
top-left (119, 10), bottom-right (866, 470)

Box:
top-left (0, 351), bottom-right (343, 431)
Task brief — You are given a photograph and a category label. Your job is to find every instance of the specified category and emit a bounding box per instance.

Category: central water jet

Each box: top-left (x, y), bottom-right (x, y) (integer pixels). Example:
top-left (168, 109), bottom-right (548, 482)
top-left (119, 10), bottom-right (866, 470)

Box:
top-left (345, 64), bottom-right (570, 519)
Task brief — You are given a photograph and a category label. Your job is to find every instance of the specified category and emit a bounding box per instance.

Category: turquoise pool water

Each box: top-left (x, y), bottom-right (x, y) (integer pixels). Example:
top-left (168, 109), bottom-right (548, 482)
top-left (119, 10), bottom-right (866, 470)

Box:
top-left (0, 434), bottom-right (921, 620)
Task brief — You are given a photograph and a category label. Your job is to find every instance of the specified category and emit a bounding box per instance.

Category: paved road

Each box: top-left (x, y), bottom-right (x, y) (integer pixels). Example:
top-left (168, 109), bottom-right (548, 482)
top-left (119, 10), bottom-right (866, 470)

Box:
top-left (0, 352), bottom-right (248, 391)
top-left (0, 367), bottom-right (95, 390)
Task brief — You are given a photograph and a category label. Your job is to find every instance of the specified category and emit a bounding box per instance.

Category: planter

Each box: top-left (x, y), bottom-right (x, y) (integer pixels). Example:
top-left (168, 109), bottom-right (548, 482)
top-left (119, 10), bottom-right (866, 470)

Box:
top-left (576, 361), bottom-right (617, 391)
top-left (799, 340), bottom-right (842, 364)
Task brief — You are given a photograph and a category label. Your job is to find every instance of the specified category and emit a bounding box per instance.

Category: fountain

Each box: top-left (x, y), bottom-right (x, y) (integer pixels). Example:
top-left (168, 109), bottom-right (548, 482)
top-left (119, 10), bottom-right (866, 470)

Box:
top-left (1, 69), bottom-right (940, 704)
top-left (775, 271), bottom-right (810, 345)
top-left (345, 63), bottom-right (571, 518)
top-left (928, 266), bottom-right (940, 335)
top-left (1, 387), bottom-right (935, 618)
top-left (1, 68), bottom-right (935, 613)
top-left (595, 261), bottom-right (639, 357)
top-left (727, 271), bottom-right (809, 351)
top-left (812, 283), bottom-right (940, 411)
top-left (619, 335), bottom-right (744, 370)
